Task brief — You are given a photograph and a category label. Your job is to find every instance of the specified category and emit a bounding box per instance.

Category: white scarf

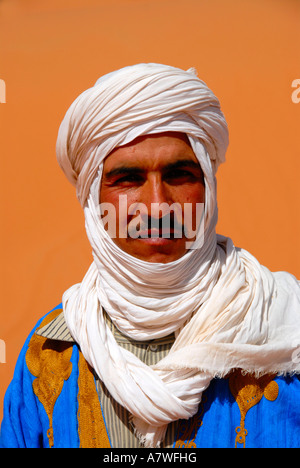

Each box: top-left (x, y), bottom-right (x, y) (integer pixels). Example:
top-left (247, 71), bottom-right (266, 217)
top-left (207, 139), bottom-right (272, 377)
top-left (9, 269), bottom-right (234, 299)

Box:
top-left (56, 64), bottom-right (300, 447)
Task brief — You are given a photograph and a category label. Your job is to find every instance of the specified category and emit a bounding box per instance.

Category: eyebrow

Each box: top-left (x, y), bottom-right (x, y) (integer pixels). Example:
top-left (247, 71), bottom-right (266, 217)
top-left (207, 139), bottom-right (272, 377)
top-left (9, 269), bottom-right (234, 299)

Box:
top-left (104, 159), bottom-right (202, 180)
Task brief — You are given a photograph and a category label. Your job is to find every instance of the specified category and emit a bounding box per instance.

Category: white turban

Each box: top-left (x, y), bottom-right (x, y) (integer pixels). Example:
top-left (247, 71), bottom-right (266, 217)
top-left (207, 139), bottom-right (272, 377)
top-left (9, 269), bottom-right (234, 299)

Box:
top-left (56, 63), bottom-right (228, 207)
top-left (56, 63), bottom-right (300, 447)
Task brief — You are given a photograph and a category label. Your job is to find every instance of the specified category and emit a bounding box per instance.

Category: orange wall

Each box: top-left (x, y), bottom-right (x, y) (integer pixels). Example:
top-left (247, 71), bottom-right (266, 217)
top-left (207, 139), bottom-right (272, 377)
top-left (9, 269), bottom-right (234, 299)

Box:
top-left (0, 0), bottom-right (299, 421)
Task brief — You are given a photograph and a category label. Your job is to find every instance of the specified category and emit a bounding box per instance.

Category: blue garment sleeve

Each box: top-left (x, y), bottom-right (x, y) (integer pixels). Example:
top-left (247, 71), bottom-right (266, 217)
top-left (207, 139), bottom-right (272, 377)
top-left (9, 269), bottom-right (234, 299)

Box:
top-left (0, 315), bottom-right (50, 448)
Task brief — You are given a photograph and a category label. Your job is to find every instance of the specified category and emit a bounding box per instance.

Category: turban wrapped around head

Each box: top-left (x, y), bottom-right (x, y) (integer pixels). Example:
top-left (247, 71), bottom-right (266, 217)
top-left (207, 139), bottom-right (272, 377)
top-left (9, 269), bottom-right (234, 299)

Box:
top-left (56, 63), bottom-right (229, 207)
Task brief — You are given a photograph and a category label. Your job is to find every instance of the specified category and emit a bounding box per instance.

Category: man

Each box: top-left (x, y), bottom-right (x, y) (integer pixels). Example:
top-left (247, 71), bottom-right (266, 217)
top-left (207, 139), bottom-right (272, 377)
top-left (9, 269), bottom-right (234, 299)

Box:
top-left (1, 63), bottom-right (300, 448)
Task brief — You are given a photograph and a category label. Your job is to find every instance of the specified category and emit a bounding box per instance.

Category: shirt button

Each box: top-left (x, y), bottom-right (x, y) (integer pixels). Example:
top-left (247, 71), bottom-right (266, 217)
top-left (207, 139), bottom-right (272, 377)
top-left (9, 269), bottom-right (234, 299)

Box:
top-left (149, 344), bottom-right (158, 352)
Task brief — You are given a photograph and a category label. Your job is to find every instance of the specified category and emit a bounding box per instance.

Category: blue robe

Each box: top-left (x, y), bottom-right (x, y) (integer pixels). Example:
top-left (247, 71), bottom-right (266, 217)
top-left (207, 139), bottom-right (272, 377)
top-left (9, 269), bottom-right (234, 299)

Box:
top-left (1, 307), bottom-right (300, 448)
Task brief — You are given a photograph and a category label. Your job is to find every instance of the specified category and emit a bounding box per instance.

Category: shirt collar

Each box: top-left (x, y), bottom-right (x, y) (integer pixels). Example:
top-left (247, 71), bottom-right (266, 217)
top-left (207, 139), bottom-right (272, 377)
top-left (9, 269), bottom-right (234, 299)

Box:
top-left (36, 309), bottom-right (74, 342)
top-left (36, 308), bottom-right (175, 346)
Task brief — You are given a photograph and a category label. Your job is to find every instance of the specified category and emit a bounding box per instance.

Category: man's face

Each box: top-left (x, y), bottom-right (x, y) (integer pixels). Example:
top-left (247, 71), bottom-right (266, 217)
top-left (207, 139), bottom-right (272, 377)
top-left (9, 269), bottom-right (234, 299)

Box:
top-left (100, 132), bottom-right (205, 263)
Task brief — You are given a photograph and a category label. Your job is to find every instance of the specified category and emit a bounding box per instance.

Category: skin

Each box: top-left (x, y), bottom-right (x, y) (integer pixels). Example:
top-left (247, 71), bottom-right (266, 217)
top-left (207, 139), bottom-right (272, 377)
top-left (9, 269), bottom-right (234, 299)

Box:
top-left (100, 132), bottom-right (205, 263)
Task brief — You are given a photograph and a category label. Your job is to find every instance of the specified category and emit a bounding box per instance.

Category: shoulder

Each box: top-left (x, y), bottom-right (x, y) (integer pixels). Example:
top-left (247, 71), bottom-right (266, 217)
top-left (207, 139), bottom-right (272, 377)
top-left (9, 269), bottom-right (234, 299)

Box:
top-left (25, 305), bottom-right (75, 390)
top-left (7, 303), bottom-right (76, 404)
top-left (34, 304), bottom-right (74, 342)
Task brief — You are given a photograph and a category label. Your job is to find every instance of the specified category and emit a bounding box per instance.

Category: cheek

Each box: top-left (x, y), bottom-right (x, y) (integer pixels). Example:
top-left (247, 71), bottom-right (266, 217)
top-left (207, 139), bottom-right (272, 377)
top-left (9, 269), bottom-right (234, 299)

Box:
top-left (102, 192), bottom-right (140, 217)
top-left (178, 185), bottom-right (205, 231)
top-left (173, 183), bottom-right (205, 205)
top-left (100, 187), bottom-right (140, 236)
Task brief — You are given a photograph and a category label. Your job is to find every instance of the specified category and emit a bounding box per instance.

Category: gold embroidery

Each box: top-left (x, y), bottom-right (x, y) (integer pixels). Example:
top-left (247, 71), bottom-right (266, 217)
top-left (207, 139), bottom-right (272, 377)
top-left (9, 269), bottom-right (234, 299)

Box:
top-left (26, 310), bottom-right (112, 447)
top-left (25, 310), bottom-right (73, 448)
top-left (175, 395), bottom-right (207, 448)
top-left (77, 351), bottom-right (111, 448)
top-left (229, 370), bottom-right (279, 448)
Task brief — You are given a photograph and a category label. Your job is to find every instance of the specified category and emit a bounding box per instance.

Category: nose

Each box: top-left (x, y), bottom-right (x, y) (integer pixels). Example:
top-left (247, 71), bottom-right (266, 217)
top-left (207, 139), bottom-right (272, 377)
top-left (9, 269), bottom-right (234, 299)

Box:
top-left (141, 174), bottom-right (172, 218)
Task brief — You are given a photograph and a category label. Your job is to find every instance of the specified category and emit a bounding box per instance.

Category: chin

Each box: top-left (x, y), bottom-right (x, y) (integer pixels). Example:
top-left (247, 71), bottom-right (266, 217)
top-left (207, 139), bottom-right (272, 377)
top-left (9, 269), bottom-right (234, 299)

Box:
top-left (130, 245), bottom-right (187, 263)
top-left (114, 237), bottom-right (189, 263)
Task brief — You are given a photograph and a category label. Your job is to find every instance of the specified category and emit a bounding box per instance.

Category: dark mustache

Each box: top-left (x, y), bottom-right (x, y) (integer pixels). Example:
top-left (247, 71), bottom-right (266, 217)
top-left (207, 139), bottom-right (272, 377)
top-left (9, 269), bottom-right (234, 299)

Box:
top-left (128, 212), bottom-right (184, 238)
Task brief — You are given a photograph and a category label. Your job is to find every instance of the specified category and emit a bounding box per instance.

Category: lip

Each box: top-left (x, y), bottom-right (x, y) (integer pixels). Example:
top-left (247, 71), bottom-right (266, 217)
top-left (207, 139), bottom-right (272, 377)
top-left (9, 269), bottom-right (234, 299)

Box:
top-left (135, 228), bottom-right (183, 239)
top-left (134, 236), bottom-right (178, 246)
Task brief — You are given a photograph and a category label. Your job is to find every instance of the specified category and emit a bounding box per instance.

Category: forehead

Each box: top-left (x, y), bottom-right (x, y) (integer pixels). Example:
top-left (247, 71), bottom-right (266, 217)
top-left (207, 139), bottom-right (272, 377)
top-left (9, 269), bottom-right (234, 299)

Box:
top-left (102, 132), bottom-right (199, 172)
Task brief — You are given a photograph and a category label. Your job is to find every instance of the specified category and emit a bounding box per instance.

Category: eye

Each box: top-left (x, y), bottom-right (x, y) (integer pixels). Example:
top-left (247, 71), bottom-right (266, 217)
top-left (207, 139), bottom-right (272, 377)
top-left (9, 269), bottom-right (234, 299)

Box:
top-left (164, 168), bottom-right (197, 184)
top-left (114, 173), bottom-right (144, 185)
